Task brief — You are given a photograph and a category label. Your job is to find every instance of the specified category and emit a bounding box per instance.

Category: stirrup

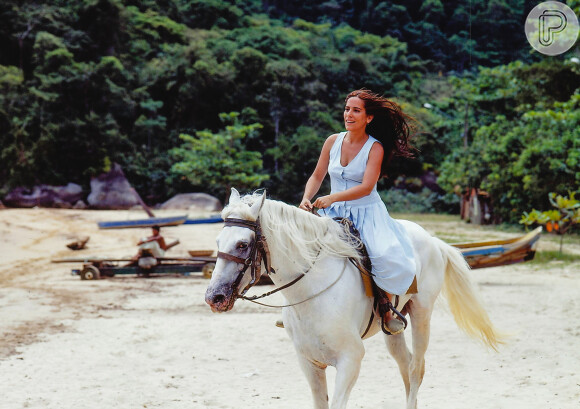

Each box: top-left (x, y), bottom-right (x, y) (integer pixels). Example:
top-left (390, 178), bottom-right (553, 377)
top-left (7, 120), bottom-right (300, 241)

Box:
top-left (378, 298), bottom-right (407, 336)
top-left (383, 316), bottom-right (405, 335)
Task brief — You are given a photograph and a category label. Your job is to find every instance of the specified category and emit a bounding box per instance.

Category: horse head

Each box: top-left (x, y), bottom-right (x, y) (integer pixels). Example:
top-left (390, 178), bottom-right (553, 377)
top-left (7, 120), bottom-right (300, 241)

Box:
top-left (205, 188), bottom-right (267, 312)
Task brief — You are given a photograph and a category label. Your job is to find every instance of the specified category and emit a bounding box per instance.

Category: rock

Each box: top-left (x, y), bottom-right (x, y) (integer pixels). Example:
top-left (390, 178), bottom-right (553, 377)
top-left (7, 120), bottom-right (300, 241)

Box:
top-left (160, 193), bottom-right (222, 212)
top-left (87, 164), bottom-right (139, 209)
top-left (59, 183), bottom-right (84, 202)
top-left (53, 199), bottom-right (73, 209)
top-left (67, 236), bottom-right (90, 250)
top-left (4, 183), bottom-right (83, 208)
top-left (73, 200), bottom-right (88, 209)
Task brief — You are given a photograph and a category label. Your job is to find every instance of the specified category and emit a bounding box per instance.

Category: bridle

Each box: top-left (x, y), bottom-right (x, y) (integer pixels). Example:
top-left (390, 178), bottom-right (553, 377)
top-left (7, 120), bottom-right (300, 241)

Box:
top-left (216, 216), bottom-right (313, 307)
top-left (217, 217), bottom-right (277, 298)
top-left (215, 214), bottom-right (355, 310)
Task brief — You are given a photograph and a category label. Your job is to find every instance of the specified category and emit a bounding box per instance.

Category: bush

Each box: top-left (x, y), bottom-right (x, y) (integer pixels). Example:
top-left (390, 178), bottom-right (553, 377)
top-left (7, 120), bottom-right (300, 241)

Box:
top-left (379, 188), bottom-right (459, 214)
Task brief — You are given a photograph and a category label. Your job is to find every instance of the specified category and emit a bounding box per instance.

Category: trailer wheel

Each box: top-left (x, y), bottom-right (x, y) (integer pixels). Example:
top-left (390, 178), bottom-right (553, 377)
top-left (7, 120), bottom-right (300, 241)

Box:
top-left (80, 265), bottom-right (101, 280)
top-left (202, 263), bottom-right (215, 279)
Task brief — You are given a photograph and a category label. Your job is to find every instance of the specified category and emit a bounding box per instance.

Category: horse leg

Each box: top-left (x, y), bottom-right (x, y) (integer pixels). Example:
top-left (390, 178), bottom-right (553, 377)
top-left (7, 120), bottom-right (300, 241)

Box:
top-left (406, 306), bottom-right (433, 409)
top-left (385, 332), bottom-right (412, 399)
top-left (330, 343), bottom-right (365, 409)
top-left (297, 355), bottom-right (330, 409)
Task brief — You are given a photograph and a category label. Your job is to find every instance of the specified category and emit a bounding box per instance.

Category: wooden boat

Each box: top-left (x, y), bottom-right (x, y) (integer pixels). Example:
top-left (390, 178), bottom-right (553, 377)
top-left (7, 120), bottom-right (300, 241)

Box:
top-left (97, 215), bottom-right (223, 229)
top-left (451, 226), bottom-right (542, 269)
top-left (183, 216), bottom-right (223, 225)
top-left (97, 215), bottom-right (187, 229)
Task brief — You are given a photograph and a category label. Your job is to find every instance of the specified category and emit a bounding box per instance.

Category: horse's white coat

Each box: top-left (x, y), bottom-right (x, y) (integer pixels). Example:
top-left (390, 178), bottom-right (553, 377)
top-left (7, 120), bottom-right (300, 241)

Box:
top-left (205, 190), bottom-right (503, 409)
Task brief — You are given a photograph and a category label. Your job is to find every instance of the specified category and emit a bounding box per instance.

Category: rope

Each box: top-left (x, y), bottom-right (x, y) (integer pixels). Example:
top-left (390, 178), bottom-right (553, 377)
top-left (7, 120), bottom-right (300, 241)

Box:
top-left (239, 260), bottom-right (348, 308)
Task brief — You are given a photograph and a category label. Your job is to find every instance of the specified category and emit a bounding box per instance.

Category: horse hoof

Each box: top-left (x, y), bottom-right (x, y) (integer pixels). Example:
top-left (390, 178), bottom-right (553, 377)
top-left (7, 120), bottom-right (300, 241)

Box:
top-left (275, 319), bottom-right (285, 328)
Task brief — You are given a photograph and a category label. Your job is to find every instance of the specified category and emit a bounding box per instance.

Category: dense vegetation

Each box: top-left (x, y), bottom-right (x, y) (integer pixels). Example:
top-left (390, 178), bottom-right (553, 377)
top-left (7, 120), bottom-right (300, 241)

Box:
top-left (0, 0), bottom-right (578, 222)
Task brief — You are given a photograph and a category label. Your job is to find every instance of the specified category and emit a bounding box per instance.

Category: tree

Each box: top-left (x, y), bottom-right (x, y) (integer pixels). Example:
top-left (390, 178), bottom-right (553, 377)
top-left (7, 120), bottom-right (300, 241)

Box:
top-left (438, 94), bottom-right (580, 223)
top-left (170, 112), bottom-right (269, 200)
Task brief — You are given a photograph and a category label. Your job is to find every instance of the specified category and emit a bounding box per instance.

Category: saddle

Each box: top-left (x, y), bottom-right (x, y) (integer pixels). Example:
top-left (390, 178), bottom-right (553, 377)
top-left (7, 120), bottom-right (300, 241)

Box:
top-left (333, 217), bottom-right (417, 335)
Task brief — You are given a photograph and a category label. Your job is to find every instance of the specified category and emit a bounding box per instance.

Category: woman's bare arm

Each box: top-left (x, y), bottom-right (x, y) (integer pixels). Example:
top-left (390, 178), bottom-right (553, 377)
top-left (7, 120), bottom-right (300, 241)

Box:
top-left (299, 134), bottom-right (338, 210)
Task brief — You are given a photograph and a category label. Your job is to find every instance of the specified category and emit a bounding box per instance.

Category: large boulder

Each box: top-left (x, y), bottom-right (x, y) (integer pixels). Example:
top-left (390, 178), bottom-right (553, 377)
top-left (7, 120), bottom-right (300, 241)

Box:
top-left (87, 164), bottom-right (139, 209)
top-left (4, 183), bottom-right (83, 208)
top-left (160, 193), bottom-right (222, 212)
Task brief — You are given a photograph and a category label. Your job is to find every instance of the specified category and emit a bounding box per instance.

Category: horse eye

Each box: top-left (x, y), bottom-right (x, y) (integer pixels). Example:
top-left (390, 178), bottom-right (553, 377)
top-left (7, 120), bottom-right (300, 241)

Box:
top-left (237, 242), bottom-right (248, 250)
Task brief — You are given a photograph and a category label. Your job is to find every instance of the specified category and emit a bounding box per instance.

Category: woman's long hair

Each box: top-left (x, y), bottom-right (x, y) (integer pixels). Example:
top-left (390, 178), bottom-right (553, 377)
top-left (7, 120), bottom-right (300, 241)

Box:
top-left (345, 89), bottom-right (416, 176)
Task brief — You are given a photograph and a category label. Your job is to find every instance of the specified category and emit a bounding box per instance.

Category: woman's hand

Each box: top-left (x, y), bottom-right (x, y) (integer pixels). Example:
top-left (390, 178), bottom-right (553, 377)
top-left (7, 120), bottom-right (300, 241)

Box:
top-left (312, 195), bottom-right (334, 209)
top-left (299, 198), bottom-right (313, 211)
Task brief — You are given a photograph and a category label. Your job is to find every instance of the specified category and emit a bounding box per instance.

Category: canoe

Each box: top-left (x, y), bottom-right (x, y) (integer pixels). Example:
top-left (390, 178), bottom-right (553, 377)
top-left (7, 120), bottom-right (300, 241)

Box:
top-left (183, 216), bottom-right (223, 225)
top-left (51, 256), bottom-right (216, 263)
top-left (96, 215), bottom-right (222, 229)
top-left (451, 226), bottom-right (542, 269)
top-left (97, 215), bottom-right (187, 229)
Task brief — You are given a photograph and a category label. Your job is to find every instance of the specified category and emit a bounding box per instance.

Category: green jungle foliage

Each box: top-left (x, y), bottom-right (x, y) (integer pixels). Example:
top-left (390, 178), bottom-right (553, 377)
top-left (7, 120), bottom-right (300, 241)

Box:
top-left (0, 0), bottom-right (579, 221)
top-left (171, 111), bottom-right (268, 198)
top-left (264, 0), bottom-right (542, 71)
top-left (438, 61), bottom-right (580, 222)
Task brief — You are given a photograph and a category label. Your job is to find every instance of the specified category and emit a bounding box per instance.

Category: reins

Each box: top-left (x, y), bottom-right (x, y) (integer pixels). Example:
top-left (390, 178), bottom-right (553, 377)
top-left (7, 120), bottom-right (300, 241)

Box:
top-left (239, 260), bottom-right (347, 308)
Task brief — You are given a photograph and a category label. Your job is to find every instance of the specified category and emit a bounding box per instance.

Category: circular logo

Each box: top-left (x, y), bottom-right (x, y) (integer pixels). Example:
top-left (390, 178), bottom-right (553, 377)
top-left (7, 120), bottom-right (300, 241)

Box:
top-left (525, 1), bottom-right (579, 56)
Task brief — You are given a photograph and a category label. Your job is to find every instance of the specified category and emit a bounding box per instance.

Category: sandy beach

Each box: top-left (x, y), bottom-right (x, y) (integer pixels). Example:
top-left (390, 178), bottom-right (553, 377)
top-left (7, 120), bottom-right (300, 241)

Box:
top-left (1, 208), bottom-right (579, 409)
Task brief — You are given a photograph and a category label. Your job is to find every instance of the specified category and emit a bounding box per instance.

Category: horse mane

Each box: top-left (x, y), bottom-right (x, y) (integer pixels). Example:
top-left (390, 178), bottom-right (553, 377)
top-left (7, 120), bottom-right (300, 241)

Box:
top-left (222, 193), bottom-right (362, 271)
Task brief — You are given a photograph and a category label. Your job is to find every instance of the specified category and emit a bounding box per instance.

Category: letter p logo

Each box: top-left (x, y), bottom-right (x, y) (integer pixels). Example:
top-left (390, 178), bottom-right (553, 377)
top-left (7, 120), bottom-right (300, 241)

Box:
top-left (539, 10), bottom-right (567, 46)
top-left (525, 1), bottom-right (579, 56)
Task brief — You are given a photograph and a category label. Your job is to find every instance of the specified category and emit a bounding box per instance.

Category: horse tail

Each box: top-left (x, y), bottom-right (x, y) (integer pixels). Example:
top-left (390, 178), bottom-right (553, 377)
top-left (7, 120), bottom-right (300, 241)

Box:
top-left (436, 238), bottom-right (505, 351)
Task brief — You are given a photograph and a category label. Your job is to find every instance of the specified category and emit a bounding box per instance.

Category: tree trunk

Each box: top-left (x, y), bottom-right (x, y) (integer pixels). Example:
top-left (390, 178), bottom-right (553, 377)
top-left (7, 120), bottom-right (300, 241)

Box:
top-left (463, 102), bottom-right (469, 148)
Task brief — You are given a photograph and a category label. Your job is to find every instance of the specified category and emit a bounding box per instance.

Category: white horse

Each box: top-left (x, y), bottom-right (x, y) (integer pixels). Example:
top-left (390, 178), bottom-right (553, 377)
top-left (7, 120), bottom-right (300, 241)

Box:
top-left (205, 189), bottom-right (503, 409)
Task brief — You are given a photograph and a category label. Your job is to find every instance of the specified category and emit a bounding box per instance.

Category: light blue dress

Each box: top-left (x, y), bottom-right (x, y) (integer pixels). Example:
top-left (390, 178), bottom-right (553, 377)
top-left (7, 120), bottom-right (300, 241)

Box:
top-left (321, 132), bottom-right (417, 295)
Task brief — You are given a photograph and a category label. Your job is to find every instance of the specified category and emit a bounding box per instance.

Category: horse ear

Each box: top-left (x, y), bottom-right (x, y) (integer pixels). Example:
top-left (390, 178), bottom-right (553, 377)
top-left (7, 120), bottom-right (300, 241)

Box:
top-left (229, 188), bottom-right (241, 205)
top-left (249, 190), bottom-right (266, 220)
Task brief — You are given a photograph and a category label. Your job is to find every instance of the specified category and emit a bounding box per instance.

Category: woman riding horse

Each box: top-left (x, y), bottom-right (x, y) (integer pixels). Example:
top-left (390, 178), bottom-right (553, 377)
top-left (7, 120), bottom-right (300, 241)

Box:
top-left (205, 90), bottom-right (504, 409)
top-left (299, 88), bottom-right (417, 334)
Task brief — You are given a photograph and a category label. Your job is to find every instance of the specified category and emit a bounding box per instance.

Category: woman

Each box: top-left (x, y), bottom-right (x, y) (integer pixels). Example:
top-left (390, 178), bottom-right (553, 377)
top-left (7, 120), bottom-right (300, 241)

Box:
top-left (299, 89), bottom-right (417, 334)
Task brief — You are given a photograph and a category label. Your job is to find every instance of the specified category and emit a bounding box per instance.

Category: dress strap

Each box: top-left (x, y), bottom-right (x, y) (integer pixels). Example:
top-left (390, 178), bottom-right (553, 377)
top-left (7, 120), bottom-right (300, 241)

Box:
top-left (329, 132), bottom-right (347, 162)
top-left (358, 135), bottom-right (379, 162)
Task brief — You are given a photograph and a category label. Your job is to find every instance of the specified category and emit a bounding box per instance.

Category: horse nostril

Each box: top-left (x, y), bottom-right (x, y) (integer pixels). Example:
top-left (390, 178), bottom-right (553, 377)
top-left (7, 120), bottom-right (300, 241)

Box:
top-left (212, 294), bottom-right (226, 305)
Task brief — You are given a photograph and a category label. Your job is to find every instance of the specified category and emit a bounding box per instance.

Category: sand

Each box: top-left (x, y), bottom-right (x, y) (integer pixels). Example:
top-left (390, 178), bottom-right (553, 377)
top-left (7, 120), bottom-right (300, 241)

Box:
top-left (0, 208), bottom-right (579, 409)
